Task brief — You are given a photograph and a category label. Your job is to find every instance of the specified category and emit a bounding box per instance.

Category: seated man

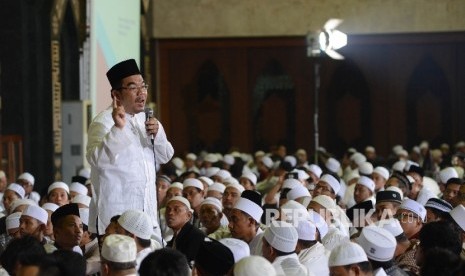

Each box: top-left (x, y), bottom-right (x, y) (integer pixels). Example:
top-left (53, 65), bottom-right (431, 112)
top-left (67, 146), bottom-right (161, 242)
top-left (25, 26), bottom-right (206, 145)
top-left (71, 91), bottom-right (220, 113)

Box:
top-left (100, 234), bottom-right (137, 276)
top-left (51, 203), bottom-right (83, 253)
top-left (19, 205), bottom-right (54, 252)
top-left (328, 241), bottom-right (372, 276)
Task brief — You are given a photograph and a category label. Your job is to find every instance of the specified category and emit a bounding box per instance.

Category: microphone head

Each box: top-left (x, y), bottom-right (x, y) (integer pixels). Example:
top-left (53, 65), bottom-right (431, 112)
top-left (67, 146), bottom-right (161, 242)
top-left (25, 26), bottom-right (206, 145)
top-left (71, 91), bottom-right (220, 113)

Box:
top-left (145, 107), bottom-right (153, 120)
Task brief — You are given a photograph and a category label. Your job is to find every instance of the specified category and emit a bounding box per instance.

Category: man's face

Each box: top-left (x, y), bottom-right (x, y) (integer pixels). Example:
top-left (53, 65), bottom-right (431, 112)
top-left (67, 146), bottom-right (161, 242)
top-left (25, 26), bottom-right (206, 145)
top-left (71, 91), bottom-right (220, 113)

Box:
top-left (206, 190), bottom-right (223, 201)
top-left (199, 204), bottom-right (222, 234)
top-left (156, 179), bottom-right (170, 203)
top-left (54, 215), bottom-right (83, 248)
top-left (354, 184), bottom-right (372, 204)
top-left (239, 178), bottom-right (254, 191)
top-left (228, 209), bottom-right (253, 240)
top-left (329, 265), bottom-right (361, 276)
top-left (17, 179), bottom-right (33, 195)
top-left (223, 187), bottom-right (241, 209)
top-left (44, 211), bottom-right (54, 237)
top-left (165, 201), bottom-right (191, 231)
top-left (182, 187), bottom-right (204, 210)
top-left (113, 74), bottom-right (147, 115)
top-left (166, 187), bottom-right (182, 201)
top-left (396, 209), bottom-right (422, 238)
top-left (48, 188), bottom-right (69, 206)
top-left (312, 181), bottom-right (334, 198)
top-left (443, 183), bottom-right (461, 204)
top-left (375, 201), bottom-right (398, 220)
top-left (3, 190), bottom-right (20, 212)
top-left (19, 215), bottom-right (42, 239)
top-left (372, 173), bottom-right (386, 191)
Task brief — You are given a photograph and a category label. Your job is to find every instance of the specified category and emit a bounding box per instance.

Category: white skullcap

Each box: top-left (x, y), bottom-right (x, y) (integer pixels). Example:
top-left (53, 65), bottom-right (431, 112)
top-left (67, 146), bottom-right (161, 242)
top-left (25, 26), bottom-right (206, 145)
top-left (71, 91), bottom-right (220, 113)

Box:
top-left (357, 176), bottom-right (375, 193)
top-left (282, 178), bottom-right (300, 190)
top-left (376, 218), bottom-right (404, 237)
top-left (118, 210), bottom-right (153, 239)
top-left (234, 256), bottom-right (276, 276)
top-left (280, 200), bottom-right (309, 225)
top-left (186, 153), bottom-right (197, 160)
top-left (22, 205), bottom-right (48, 225)
top-left (200, 197), bottom-right (223, 212)
top-left (392, 160), bottom-right (407, 172)
top-left (71, 194), bottom-right (92, 207)
top-left (205, 167), bottom-right (220, 177)
top-left (41, 203), bottom-right (59, 212)
top-left (233, 197), bottom-right (263, 223)
top-left (240, 172), bottom-right (257, 185)
top-left (168, 182), bottom-right (184, 190)
top-left (329, 241), bottom-right (368, 267)
top-left (101, 234), bottom-right (137, 263)
top-left (450, 205), bottom-right (465, 232)
top-left (358, 162), bottom-right (373, 175)
top-left (9, 199), bottom-right (37, 213)
top-left (296, 149), bottom-right (306, 155)
top-left (167, 196), bottom-right (193, 213)
top-left (350, 153), bottom-right (367, 166)
top-left (425, 198), bottom-right (453, 213)
top-left (325, 158), bottom-right (340, 174)
top-left (439, 167), bottom-right (458, 183)
top-left (320, 174), bottom-right (340, 194)
top-left (412, 146), bottom-right (420, 154)
top-left (365, 146), bottom-right (375, 153)
top-left (406, 175), bottom-right (415, 185)
top-left (198, 176), bottom-right (214, 186)
top-left (356, 225), bottom-right (396, 262)
top-left (0, 171), bottom-right (5, 178)
top-left (385, 186), bottom-right (404, 199)
top-left (183, 178), bottom-right (204, 191)
top-left (419, 141), bottom-right (429, 150)
top-left (18, 172), bottom-right (35, 185)
top-left (322, 227), bottom-right (349, 251)
top-left (296, 219), bottom-right (316, 241)
top-left (399, 198), bottom-right (426, 222)
top-left (208, 182), bottom-right (226, 193)
top-left (373, 166), bottom-right (390, 180)
top-left (392, 145), bottom-right (403, 155)
top-left (254, 151), bottom-right (265, 157)
top-left (219, 238), bottom-right (250, 263)
top-left (225, 182), bottom-right (245, 194)
top-left (172, 157), bottom-right (184, 170)
top-left (223, 177), bottom-right (240, 186)
top-left (292, 169), bottom-right (310, 180)
top-left (79, 208), bottom-right (89, 225)
top-left (456, 141), bottom-right (465, 148)
top-left (47, 182), bottom-right (69, 194)
top-left (416, 188), bottom-right (437, 206)
top-left (308, 210), bottom-right (329, 239)
top-left (307, 164), bottom-right (322, 178)
top-left (6, 212), bottom-right (21, 230)
top-left (7, 183), bottom-right (25, 199)
top-left (311, 195), bottom-right (336, 210)
top-left (69, 182), bottom-right (88, 196)
top-left (216, 170), bottom-right (232, 180)
top-left (346, 171), bottom-right (360, 183)
top-left (204, 153), bottom-right (219, 163)
top-left (398, 150), bottom-right (408, 157)
top-left (78, 167), bottom-right (91, 179)
top-left (286, 185), bottom-right (311, 200)
top-left (261, 156), bottom-right (273, 169)
top-left (284, 156), bottom-right (297, 167)
top-left (264, 220), bottom-right (298, 253)
top-left (223, 154), bottom-right (235, 166)
top-left (281, 199), bottom-right (307, 212)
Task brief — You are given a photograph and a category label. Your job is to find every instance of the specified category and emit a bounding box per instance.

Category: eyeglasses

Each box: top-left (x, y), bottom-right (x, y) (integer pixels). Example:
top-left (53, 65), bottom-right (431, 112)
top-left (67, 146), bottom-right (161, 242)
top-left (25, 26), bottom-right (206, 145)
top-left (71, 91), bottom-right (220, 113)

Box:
top-left (118, 84), bottom-right (149, 93)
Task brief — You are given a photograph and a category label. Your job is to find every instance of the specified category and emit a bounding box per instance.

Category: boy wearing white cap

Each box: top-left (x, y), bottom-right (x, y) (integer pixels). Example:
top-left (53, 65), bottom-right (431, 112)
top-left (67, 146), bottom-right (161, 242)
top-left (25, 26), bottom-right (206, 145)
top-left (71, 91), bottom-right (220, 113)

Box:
top-left (182, 178), bottom-right (205, 229)
top-left (329, 241), bottom-right (372, 276)
top-left (222, 183), bottom-right (245, 221)
top-left (0, 212), bottom-right (21, 252)
top-left (19, 205), bottom-right (55, 252)
top-left (17, 172), bottom-right (40, 204)
top-left (239, 172), bottom-right (258, 191)
top-left (100, 234), bottom-right (137, 276)
top-left (354, 176), bottom-right (376, 205)
top-left (69, 182), bottom-right (88, 200)
top-left (2, 184), bottom-right (25, 215)
top-left (47, 182), bottom-right (70, 206)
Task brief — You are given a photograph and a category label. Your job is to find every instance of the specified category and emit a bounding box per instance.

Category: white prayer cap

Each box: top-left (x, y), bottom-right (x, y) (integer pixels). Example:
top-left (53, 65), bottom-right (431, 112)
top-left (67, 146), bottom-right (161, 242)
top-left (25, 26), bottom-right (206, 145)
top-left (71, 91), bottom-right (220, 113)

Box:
top-left (425, 198), bottom-right (453, 213)
top-left (186, 153), bottom-right (197, 160)
top-left (322, 227), bottom-right (349, 251)
top-left (376, 218), bottom-right (404, 238)
top-left (219, 238), bottom-right (250, 263)
top-left (357, 176), bottom-right (375, 193)
top-left (419, 141), bottom-right (429, 150)
top-left (78, 167), bottom-right (91, 179)
top-left (308, 210), bottom-right (329, 239)
top-left (79, 208), bottom-right (89, 226)
top-left (168, 182), bottom-right (184, 191)
top-left (223, 154), bottom-right (235, 166)
top-left (319, 174), bottom-right (340, 194)
top-left (263, 220), bottom-right (298, 253)
top-left (416, 188), bottom-right (437, 206)
top-left (118, 209), bottom-right (153, 239)
top-left (412, 146), bottom-right (420, 154)
top-left (296, 149), bottom-right (306, 156)
top-left (223, 177), bottom-right (239, 186)
top-left (358, 162), bottom-right (373, 176)
top-left (307, 164), bottom-right (322, 178)
top-left (167, 196), bottom-right (193, 212)
top-left (325, 158), bottom-right (340, 174)
top-left (225, 182), bottom-right (245, 194)
top-left (365, 146), bottom-right (375, 153)
top-left (172, 157), bottom-right (184, 170)
top-left (292, 169), bottom-right (310, 180)
top-left (183, 178), bottom-right (204, 191)
top-left (101, 234), bottom-right (137, 263)
top-left (208, 182), bottom-right (226, 193)
top-left (311, 195), bottom-right (336, 210)
top-left (280, 200), bottom-right (309, 225)
top-left (399, 198), bottom-right (426, 222)
top-left (47, 181), bottom-right (69, 194)
top-left (216, 170), bottom-right (232, 181)
top-left (204, 153), bottom-right (219, 163)
top-left (18, 172), bottom-right (35, 185)
top-left (200, 197), bottom-right (223, 212)
top-left (350, 153), bottom-right (366, 166)
top-left (281, 199), bottom-right (307, 212)
top-left (41, 203), bottom-right (59, 213)
top-left (373, 166), bottom-right (390, 180)
top-left (7, 183), bottom-right (25, 199)
top-left (205, 167), bottom-right (220, 177)
top-left (356, 225), bottom-right (396, 262)
top-left (240, 172), bottom-right (257, 185)
top-left (198, 176), bottom-right (214, 186)
top-left (261, 156), bottom-right (273, 169)
top-left (296, 219), bottom-right (316, 241)
top-left (254, 150), bottom-right (266, 157)
top-left (392, 145), bottom-right (403, 155)
top-left (234, 256), bottom-right (276, 276)
top-left (286, 185), bottom-right (311, 200)
top-left (22, 205), bottom-right (48, 225)
top-left (456, 141), bottom-right (465, 148)
top-left (69, 182), bottom-right (88, 196)
top-left (282, 178), bottom-right (300, 190)
top-left (6, 212), bottom-right (21, 230)
top-left (398, 149), bottom-right (408, 158)
top-left (385, 186), bottom-right (404, 199)
top-left (233, 197), bottom-right (263, 223)
top-left (329, 241), bottom-right (368, 267)
top-left (392, 160), bottom-right (407, 172)
top-left (9, 199), bottom-right (37, 213)
top-left (439, 167), bottom-right (458, 183)
top-left (71, 194), bottom-right (92, 207)
top-left (284, 156), bottom-right (297, 167)
top-left (450, 205), bottom-right (465, 232)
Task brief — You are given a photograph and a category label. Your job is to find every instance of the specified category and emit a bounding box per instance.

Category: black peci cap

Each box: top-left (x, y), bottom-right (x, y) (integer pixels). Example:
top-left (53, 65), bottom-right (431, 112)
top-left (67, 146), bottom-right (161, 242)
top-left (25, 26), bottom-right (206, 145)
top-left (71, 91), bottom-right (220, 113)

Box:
top-left (106, 59), bottom-right (141, 89)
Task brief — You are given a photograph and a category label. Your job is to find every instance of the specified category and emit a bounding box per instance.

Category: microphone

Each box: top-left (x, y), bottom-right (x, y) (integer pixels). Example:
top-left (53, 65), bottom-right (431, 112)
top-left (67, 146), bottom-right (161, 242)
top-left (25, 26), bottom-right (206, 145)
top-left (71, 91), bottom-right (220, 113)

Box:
top-left (145, 107), bottom-right (154, 144)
